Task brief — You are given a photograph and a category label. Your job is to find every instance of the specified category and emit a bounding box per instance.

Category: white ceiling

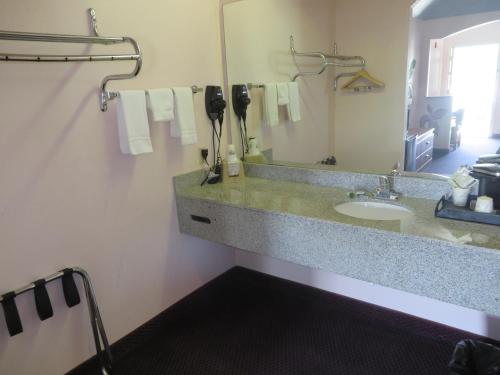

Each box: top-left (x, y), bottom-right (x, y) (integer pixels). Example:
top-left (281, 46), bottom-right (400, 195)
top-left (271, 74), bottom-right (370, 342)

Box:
top-left (413, 0), bottom-right (500, 20)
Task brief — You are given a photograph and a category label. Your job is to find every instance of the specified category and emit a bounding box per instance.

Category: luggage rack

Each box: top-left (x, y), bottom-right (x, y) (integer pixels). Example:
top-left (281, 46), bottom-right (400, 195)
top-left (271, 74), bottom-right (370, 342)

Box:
top-left (0, 267), bottom-right (112, 375)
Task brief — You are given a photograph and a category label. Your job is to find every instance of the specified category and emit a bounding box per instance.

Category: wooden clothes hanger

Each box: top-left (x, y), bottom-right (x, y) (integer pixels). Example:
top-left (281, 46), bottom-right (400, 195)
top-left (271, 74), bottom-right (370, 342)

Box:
top-left (341, 69), bottom-right (385, 91)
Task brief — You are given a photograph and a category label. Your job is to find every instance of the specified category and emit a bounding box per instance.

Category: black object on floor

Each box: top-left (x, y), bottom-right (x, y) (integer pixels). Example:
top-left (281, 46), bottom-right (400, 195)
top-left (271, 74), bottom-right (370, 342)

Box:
top-left (68, 267), bottom-right (487, 375)
top-left (449, 340), bottom-right (500, 374)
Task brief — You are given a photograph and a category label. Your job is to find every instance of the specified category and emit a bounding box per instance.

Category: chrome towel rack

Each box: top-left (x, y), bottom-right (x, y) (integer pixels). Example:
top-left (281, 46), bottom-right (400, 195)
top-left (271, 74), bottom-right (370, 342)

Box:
top-left (0, 8), bottom-right (142, 112)
top-left (290, 35), bottom-right (365, 82)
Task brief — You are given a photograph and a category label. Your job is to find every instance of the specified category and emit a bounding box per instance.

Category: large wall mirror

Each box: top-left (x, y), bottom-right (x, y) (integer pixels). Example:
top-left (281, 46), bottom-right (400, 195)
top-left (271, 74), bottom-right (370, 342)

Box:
top-left (222, 0), bottom-right (500, 176)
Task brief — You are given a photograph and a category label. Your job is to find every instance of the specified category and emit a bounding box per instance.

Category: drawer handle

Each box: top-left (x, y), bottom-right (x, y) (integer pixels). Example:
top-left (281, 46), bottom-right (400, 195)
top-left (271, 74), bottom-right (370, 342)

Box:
top-left (425, 141), bottom-right (431, 145)
top-left (425, 154), bottom-right (431, 159)
top-left (190, 215), bottom-right (211, 224)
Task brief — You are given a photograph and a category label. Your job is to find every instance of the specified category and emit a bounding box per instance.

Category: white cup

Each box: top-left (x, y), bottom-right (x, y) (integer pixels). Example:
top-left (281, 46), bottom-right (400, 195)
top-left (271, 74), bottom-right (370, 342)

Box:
top-left (475, 196), bottom-right (494, 213)
top-left (452, 187), bottom-right (470, 207)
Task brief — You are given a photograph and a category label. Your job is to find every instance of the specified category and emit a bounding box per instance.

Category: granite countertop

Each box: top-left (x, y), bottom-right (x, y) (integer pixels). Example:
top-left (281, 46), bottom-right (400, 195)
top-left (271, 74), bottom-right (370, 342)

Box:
top-left (177, 176), bottom-right (500, 251)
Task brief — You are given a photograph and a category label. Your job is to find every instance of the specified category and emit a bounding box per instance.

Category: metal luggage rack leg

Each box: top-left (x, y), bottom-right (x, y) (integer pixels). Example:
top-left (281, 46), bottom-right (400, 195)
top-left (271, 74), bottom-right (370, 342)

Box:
top-left (0, 267), bottom-right (112, 375)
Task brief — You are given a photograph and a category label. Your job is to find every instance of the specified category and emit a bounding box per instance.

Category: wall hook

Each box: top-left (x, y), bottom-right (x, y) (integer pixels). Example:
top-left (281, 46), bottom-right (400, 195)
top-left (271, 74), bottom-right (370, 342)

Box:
top-left (88, 8), bottom-right (100, 37)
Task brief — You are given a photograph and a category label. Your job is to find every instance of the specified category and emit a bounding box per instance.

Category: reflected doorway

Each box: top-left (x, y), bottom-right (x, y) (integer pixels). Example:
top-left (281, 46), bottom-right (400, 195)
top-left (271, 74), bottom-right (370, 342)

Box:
top-left (406, 17), bottom-right (500, 175)
top-left (449, 44), bottom-right (499, 138)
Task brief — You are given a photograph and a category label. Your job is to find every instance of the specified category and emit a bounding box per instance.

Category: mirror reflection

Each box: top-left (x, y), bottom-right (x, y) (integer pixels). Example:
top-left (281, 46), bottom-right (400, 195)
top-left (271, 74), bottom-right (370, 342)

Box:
top-left (223, 0), bottom-right (500, 176)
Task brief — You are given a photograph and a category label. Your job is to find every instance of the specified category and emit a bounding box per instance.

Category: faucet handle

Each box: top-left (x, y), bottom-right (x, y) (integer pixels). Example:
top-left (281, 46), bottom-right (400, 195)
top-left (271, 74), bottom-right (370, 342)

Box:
top-left (392, 162), bottom-right (402, 176)
top-left (378, 175), bottom-right (390, 188)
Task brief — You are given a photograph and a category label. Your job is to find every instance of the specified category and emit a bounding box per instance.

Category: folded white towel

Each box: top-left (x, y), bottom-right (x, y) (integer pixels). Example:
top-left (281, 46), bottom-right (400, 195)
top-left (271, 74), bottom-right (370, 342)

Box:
top-left (264, 83), bottom-right (279, 127)
top-left (116, 90), bottom-right (153, 155)
top-left (147, 88), bottom-right (174, 122)
top-left (287, 82), bottom-right (301, 123)
top-left (172, 88), bottom-right (198, 145)
top-left (277, 83), bottom-right (290, 106)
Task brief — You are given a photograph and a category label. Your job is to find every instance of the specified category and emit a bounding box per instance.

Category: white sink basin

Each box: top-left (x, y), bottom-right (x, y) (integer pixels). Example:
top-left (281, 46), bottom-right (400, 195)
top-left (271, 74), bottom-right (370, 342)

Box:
top-left (335, 201), bottom-right (413, 221)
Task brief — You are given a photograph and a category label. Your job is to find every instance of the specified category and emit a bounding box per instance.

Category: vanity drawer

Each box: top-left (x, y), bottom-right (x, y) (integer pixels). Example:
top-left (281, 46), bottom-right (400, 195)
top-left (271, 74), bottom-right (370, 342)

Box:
top-left (416, 133), bottom-right (434, 158)
top-left (416, 150), bottom-right (433, 171)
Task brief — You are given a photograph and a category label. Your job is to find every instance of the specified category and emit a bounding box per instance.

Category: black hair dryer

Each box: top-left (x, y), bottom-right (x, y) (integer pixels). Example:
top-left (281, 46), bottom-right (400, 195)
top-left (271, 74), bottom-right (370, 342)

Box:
top-left (205, 86), bottom-right (226, 124)
top-left (204, 86), bottom-right (226, 185)
top-left (232, 85), bottom-right (251, 121)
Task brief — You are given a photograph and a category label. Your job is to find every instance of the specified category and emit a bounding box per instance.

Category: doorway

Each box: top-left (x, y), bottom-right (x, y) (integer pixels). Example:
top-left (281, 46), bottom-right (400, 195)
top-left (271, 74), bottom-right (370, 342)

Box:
top-left (449, 44), bottom-right (499, 138)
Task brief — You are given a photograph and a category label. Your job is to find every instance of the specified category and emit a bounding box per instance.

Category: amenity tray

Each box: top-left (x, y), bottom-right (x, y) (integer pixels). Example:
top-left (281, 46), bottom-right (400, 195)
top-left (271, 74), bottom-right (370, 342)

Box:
top-left (435, 195), bottom-right (500, 227)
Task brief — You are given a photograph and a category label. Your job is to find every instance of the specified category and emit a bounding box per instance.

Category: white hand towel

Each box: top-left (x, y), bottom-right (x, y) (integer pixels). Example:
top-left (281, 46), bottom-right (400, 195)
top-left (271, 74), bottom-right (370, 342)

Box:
top-left (287, 82), bottom-right (301, 123)
top-left (277, 83), bottom-right (290, 106)
top-left (264, 83), bottom-right (279, 127)
top-left (116, 90), bottom-right (153, 155)
top-left (146, 88), bottom-right (174, 122)
top-left (172, 87), bottom-right (198, 145)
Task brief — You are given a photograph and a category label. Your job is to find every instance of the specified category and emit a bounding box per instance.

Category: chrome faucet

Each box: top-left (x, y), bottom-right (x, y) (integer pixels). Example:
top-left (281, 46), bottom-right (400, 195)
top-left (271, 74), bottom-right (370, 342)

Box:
top-left (389, 162), bottom-right (402, 191)
top-left (375, 162), bottom-right (402, 200)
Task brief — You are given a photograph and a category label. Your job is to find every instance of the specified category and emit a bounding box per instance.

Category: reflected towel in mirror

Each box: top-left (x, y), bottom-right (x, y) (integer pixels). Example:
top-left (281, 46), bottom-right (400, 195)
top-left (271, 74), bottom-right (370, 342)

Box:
top-left (287, 82), bottom-right (301, 123)
top-left (264, 83), bottom-right (279, 127)
top-left (277, 83), bottom-right (290, 106)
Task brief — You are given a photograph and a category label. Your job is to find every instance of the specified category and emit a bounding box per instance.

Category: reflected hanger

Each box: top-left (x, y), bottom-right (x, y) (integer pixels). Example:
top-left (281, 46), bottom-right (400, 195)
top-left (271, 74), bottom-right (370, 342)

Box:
top-left (341, 69), bottom-right (385, 92)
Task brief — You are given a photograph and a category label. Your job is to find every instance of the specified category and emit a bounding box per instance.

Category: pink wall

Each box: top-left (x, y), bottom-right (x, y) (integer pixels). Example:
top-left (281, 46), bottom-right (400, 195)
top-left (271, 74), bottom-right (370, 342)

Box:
top-left (0, 1), bottom-right (234, 374)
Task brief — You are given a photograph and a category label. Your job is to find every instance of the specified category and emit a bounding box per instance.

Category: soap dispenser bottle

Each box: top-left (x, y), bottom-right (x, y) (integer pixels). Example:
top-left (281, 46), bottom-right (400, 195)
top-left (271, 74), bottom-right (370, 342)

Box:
top-left (227, 144), bottom-right (241, 177)
top-left (245, 138), bottom-right (268, 164)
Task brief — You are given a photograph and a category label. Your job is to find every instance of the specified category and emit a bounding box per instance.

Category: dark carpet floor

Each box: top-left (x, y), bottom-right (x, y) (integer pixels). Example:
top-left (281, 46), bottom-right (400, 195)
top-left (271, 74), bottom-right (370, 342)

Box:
top-left (68, 267), bottom-right (481, 375)
top-left (423, 137), bottom-right (500, 175)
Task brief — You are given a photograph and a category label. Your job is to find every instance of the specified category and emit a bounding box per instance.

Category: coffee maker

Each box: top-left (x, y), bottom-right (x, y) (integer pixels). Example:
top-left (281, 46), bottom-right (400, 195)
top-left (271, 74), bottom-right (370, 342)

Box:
top-left (471, 155), bottom-right (500, 210)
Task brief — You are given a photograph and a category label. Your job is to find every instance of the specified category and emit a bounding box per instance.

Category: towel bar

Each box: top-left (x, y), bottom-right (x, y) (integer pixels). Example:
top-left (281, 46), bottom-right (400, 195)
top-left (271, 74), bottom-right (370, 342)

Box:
top-left (247, 83), bottom-right (265, 89)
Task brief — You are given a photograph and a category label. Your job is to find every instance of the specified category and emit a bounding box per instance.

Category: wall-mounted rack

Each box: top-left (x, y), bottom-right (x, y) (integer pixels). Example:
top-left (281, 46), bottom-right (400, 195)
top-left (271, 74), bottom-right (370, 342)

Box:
top-left (0, 8), bottom-right (142, 112)
top-left (289, 35), bottom-right (365, 82)
top-left (113, 86), bottom-right (203, 101)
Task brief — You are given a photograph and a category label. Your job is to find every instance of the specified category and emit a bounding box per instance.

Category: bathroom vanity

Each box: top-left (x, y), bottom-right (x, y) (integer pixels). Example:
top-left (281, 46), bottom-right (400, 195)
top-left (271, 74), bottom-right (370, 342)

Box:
top-left (175, 163), bottom-right (500, 316)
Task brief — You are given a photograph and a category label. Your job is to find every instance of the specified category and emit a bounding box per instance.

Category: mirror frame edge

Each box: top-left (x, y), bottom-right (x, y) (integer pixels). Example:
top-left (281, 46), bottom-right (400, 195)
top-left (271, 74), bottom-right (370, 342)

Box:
top-left (220, 0), bottom-right (245, 148)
